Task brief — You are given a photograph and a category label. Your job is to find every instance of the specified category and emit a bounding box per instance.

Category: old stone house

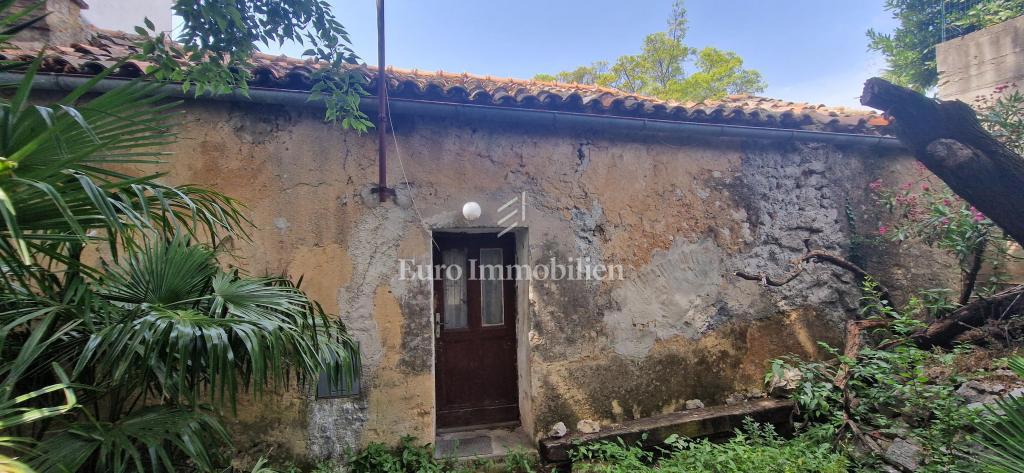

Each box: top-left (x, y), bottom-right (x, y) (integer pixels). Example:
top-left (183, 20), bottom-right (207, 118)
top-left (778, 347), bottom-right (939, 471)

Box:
top-left (2, 3), bottom-right (940, 462)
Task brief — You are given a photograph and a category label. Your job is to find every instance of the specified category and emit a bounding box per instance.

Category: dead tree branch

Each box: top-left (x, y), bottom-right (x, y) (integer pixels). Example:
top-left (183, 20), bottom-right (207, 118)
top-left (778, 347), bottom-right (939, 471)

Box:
top-left (959, 240), bottom-right (986, 306)
top-left (911, 285), bottom-right (1024, 348)
top-left (835, 319), bottom-right (891, 389)
top-left (735, 250), bottom-right (892, 304)
top-left (735, 249), bottom-right (1024, 348)
top-left (861, 78), bottom-right (1024, 245)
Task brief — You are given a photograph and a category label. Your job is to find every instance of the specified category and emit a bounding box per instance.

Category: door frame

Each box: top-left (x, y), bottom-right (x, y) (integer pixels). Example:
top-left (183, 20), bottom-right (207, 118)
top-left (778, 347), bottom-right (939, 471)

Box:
top-left (429, 228), bottom-right (532, 433)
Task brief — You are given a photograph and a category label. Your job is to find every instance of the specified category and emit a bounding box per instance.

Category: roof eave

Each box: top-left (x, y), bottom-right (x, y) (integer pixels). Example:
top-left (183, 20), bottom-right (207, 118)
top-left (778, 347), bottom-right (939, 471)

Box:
top-left (9, 72), bottom-right (904, 149)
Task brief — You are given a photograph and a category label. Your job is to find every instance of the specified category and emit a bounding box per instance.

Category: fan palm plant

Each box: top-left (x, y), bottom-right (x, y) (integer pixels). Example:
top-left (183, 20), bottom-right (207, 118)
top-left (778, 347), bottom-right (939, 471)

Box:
top-left (25, 236), bottom-right (358, 473)
top-left (972, 356), bottom-right (1024, 472)
top-left (0, 2), bottom-right (359, 471)
top-left (0, 312), bottom-right (76, 473)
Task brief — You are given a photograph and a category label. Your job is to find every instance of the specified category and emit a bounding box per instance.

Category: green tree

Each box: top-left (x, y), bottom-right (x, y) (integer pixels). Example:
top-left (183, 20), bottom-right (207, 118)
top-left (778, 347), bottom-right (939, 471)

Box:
top-left (667, 0), bottom-right (688, 41)
top-left (136, 0), bottom-right (372, 130)
top-left (534, 1), bottom-right (765, 102)
top-left (541, 61), bottom-right (612, 87)
top-left (868, 0), bottom-right (1024, 91)
top-left (665, 47), bottom-right (765, 102)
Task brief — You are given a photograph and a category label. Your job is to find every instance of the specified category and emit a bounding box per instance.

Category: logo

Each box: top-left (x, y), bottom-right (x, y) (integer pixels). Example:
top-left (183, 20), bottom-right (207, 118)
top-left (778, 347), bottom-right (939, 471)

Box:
top-left (497, 191), bottom-right (526, 237)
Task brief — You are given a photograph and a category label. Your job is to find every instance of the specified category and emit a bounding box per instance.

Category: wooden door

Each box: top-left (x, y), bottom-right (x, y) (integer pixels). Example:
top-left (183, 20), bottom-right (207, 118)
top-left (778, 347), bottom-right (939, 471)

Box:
top-left (434, 232), bottom-right (519, 429)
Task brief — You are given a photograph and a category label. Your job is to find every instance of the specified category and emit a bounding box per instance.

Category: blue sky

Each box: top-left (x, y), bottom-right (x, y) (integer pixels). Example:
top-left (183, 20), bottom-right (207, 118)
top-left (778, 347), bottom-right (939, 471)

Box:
top-left (264, 1), bottom-right (899, 108)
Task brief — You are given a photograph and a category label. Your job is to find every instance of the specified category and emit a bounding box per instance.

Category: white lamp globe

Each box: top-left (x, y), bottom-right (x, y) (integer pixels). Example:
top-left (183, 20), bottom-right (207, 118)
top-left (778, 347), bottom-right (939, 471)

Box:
top-left (462, 202), bottom-right (482, 221)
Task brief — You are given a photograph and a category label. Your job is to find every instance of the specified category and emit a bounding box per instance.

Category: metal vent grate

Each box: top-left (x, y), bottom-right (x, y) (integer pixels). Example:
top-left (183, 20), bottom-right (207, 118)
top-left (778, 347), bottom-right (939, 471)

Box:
top-left (315, 342), bottom-right (361, 399)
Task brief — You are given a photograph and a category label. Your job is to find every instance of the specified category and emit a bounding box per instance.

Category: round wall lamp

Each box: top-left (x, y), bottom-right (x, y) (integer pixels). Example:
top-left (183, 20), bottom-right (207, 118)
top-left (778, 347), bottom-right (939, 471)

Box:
top-left (463, 202), bottom-right (481, 221)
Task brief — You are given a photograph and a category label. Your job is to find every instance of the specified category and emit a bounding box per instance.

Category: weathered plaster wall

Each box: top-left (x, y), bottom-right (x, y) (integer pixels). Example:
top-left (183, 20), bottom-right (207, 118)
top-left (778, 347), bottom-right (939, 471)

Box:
top-left (148, 99), bottom-right (925, 463)
top-left (937, 15), bottom-right (1024, 102)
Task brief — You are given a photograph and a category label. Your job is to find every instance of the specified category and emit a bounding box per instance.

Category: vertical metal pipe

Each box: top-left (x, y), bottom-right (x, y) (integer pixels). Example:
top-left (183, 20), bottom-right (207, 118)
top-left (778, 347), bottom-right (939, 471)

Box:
top-left (376, 0), bottom-right (387, 202)
top-left (941, 0), bottom-right (947, 41)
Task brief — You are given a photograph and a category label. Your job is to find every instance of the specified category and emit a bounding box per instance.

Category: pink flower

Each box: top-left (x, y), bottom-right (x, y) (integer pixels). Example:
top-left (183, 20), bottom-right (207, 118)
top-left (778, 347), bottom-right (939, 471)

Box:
top-left (943, 199), bottom-right (952, 206)
top-left (869, 179), bottom-right (883, 191)
top-left (901, 182), bottom-right (913, 190)
top-left (879, 225), bottom-right (889, 235)
top-left (941, 218), bottom-right (950, 225)
top-left (974, 211), bottom-right (985, 223)
top-left (921, 183), bottom-right (930, 191)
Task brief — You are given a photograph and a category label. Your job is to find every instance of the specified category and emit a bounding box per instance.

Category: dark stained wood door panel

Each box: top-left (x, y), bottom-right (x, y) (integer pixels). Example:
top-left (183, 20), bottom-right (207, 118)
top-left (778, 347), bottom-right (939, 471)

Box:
top-left (434, 232), bottom-right (518, 428)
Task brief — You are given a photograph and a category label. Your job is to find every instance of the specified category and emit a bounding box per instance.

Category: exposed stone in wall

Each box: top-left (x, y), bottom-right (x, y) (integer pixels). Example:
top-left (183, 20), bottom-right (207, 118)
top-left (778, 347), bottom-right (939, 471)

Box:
top-left (307, 395), bottom-right (368, 461)
top-left (395, 274), bottom-right (434, 374)
top-left (729, 141), bottom-right (861, 319)
top-left (528, 140), bottom-right (870, 433)
top-left (10, 0), bottom-right (92, 46)
top-left (592, 140), bottom-right (861, 360)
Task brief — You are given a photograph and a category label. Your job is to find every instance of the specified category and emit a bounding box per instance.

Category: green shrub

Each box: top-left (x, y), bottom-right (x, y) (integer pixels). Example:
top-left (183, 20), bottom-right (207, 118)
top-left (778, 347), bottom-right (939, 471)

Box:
top-left (347, 436), bottom-right (450, 473)
top-left (502, 448), bottom-right (538, 473)
top-left (770, 279), bottom-right (983, 471)
top-left (344, 438), bottom-right (539, 473)
top-left (569, 421), bottom-right (847, 473)
top-left (659, 421), bottom-right (847, 473)
top-left (571, 436), bottom-right (652, 472)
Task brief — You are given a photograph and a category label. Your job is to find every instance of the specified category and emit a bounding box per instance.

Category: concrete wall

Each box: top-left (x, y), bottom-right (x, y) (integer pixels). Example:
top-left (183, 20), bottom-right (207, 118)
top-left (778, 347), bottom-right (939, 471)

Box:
top-left (937, 15), bottom-right (1024, 102)
top-left (140, 99), bottom-right (941, 465)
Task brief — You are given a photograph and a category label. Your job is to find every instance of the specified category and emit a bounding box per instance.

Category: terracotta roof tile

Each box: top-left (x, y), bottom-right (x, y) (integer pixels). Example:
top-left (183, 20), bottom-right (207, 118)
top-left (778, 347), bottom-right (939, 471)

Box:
top-left (1, 30), bottom-right (891, 135)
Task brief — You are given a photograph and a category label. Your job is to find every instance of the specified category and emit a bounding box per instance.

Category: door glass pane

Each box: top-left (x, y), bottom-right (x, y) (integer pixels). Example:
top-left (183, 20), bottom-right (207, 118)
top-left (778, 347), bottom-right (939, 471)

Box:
top-left (480, 248), bottom-right (505, 326)
top-left (442, 248), bottom-right (468, 329)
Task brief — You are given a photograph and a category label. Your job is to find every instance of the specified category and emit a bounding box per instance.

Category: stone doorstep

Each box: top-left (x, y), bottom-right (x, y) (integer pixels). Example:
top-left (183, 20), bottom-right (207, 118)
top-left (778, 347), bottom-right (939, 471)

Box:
top-left (435, 425), bottom-right (534, 461)
top-left (538, 398), bottom-right (795, 464)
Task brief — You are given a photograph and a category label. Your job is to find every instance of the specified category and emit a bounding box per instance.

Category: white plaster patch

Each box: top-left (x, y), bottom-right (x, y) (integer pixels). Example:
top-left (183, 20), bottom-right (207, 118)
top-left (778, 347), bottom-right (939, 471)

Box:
top-left (603, 239), bottom-right (724, 358)
top-left (335, 207), bottom-right (410, 373)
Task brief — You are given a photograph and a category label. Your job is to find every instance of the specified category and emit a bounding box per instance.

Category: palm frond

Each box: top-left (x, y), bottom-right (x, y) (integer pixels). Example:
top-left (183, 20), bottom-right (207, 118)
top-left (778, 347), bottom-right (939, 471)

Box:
top-left (0, 308), bottom-right (77, 473)
top-left (0, 59), bottom-right (249, 293)
top-left (75, 237), bottom-right (358, 411)
top-left (0, 454), bottom-right (38, 473)
top-left (32, 407), bottom-right (227, 473)
top-left (99, 236), bottom-right (216, 305)
top-left (973, 357), bottom-right (1024, 472)
top-left (0, 13), bottom-right (356, 470)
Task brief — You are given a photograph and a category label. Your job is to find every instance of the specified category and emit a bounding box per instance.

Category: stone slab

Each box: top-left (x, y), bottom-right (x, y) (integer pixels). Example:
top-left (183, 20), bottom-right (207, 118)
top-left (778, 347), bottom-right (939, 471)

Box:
top-left (538, 398), bottom-right (794, 463)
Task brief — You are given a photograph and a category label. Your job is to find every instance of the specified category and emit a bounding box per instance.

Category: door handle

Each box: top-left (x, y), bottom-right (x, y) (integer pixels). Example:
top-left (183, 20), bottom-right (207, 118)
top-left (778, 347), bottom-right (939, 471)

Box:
top-left (434, 312), bottom-right (442, 338)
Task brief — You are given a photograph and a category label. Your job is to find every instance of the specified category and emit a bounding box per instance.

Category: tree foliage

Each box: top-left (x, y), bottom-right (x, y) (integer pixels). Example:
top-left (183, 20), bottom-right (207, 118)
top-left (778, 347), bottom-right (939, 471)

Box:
top-left (134, 0), bottom-right (372, 131)
top-left (662, 47), bottom-right (766, 103)
top-left (534, 1), bottom-right (765, 102)
top-left (868, 0), bottom-right (1024, 92)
